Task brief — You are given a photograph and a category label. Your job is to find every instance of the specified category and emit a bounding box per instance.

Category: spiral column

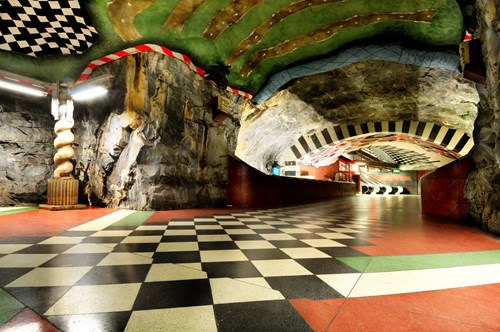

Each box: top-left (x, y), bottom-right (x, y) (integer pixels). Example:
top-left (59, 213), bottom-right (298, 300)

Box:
top-left (40, 95), bottom-right (85, 210)
top-left (53, 103), bottom-right (75, 179)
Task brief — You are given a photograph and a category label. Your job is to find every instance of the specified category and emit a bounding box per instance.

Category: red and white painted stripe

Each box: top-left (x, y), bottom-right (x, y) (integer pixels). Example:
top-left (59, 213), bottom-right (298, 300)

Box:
top-left (77, 44), bottom-right (253, 99)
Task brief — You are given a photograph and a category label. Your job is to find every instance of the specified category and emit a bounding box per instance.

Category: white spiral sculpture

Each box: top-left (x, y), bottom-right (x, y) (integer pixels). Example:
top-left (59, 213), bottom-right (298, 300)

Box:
top-left (53, 101), bottom-right (75, 179)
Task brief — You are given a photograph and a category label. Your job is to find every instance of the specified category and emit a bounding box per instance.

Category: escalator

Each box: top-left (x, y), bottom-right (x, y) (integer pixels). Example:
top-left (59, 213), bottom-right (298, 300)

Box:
top-left (360, 172), bottom-right (408, 195)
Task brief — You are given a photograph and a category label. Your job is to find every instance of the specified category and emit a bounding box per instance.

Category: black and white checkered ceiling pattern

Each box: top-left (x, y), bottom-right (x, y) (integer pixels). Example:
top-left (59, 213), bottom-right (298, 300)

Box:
top-left (0, 0), bottom-right (98, 57)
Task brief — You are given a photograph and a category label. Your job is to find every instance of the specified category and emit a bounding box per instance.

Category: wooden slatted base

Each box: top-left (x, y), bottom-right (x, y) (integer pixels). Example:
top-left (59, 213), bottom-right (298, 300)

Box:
top-left (39, 178), bottom-right (86, 210)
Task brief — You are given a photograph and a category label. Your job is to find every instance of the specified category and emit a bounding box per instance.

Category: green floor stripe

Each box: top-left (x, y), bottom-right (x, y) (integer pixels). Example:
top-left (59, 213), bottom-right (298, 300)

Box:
top-left (0, 207), bottom-right (38, 217)
top-left (112, 211), bottom-right (155, 227)
top-left (338, 250), bottom-right (500, 273)
top-left (0, 289), bottom-right (24, 325)
top-left (337, 257), bottom-right (372, 272)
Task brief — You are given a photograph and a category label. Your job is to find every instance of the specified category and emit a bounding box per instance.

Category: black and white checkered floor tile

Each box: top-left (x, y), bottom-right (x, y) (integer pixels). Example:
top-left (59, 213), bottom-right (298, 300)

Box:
top-left (0, 205), bottom-right (390, 331)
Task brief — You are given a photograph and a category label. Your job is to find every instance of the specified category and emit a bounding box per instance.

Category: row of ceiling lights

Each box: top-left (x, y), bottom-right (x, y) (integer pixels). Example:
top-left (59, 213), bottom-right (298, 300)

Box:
top-left (0, 69), bottom-right (109, 101)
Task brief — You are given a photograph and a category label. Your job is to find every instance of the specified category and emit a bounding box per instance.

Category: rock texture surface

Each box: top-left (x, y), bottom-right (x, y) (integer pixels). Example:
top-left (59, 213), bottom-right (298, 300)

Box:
top-left (237, 60), bottom-right (479, 172)
top-left (464, 0), bottom-right (500, 235)
top-left (0, 93), bottom-right (54, 204)
top-left (74, 52), bottom-right (243, 210)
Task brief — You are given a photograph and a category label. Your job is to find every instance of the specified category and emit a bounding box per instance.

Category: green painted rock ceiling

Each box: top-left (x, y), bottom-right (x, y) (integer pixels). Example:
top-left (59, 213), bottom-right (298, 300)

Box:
top-left (0, 0), bottom-right (464, 94)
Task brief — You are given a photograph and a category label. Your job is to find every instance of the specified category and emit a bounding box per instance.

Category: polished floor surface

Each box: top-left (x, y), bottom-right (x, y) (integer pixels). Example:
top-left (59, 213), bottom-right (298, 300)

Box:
top-left (0, 196), bottom-right (499, 331)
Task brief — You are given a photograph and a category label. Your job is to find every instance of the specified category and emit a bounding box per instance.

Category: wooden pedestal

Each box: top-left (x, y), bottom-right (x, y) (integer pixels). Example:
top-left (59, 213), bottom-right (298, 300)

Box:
top-left (39, 178), bottom-right (86, 210)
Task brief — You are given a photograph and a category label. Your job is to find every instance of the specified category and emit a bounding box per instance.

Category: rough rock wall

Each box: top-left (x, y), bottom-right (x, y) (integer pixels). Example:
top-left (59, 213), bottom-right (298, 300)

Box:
top-left (465, 0), bottom-right (500, 235)
top-left (0, 93), bottom-right (54, 205)
top-left (74, 52), bottom-right (243, 210)
top-left (238, 60), bottom-right (478, 173)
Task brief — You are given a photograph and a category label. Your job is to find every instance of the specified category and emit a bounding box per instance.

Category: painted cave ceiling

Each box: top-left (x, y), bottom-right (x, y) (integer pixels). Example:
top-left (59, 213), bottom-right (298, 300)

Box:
top-left (0, 0), bottom-right (477, 171)
top-left (0, 0), bottom-right (466, 95)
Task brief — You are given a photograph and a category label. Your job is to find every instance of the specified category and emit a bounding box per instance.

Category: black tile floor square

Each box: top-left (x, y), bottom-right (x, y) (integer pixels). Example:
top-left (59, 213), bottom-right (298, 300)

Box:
top-left (153, 251), bottom-right (201, 263)
top-left (15, 244), bottom-right (75, 254)
top-left (295, 258), bottom-right (359, 274)
top-left (129, 230), bottom-right (165, 236)
top-left (198, 241), bottom-right (239, 250)
top-left (112, 243), bottom-right (159, 252)
top-left (76, 265), bottom-right (151, 285)
top-left (292, 233), bottom-right (330, 239)
top-left (335, 239), bottom-right (376, 246)
top-left (161, 235), bottom-right (198, 242)
top-left (0, 268), bottom-right (32, 286)
top-left (214, 300), bottom-right (313, 332)
top-left (241, 248), bottom-right (290, 260)
top-left (196, 230), bottom-right (227, 235)
top-left (318, 247), bottom-right (369, 257)
top-left (0, 236), bottom-right (48, 244)
top-left (7, 286), bottom-right (71, 315)
top-left (47, 312), bottom-right (132, 332)
top-left (269, 240), bottom-right (311, 248)
top-left (228, 234), bottom-right (265, 241)
top-left (166, 225), bottom-right (195, 230)
top-left (58, 231), bottom-right (94, 237)
top-left (133, 279), bottom-right (213, 310)
top-left (82, 236), bottom-right (126, 243)
top-left (265, 275), bottom-right (344, 300)
top-left (40, 253), bottom-right (108, 267)
top-left (202, 261), bottom-right (263, 278)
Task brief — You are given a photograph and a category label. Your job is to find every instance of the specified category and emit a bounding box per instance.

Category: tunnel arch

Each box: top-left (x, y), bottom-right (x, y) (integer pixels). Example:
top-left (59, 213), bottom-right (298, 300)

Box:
top-left (279, 120), bottom-right (473, 175)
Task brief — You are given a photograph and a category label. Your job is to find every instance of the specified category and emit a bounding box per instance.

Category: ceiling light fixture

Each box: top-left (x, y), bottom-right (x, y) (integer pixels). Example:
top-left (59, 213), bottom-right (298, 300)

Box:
top-left (0, 70), bottom-right (51, 97)
top-left (69, 74), bottom-right (113, 101)
top-left (70, 86), bottom-right (107, 101)
top-left (0, 79), bottom-right (48, 97)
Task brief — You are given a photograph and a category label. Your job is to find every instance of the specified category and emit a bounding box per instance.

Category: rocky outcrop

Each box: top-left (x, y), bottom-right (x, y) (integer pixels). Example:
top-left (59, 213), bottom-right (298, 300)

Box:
top-left (238, 60), bottom-right (479, 172)
top-left (74, 52), bottom-right (244, 210)
top-left (286, 60), bottom-right (479, 136)
top-left (464, 0), bottom-right (500, 235)
top-left (0, 93), bottom-right (54, 204)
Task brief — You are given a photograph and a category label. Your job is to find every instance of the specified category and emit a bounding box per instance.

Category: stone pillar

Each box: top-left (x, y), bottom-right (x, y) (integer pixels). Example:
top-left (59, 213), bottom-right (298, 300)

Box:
top-left (40, 89), bottom-right (85, 210)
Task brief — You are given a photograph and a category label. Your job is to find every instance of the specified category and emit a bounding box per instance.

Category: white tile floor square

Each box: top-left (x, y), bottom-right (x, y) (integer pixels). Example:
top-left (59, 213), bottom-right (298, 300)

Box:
top-left (90, 230), bottom-right (133, 237)
top-left (164, 229), bottom-right (197, 236)
top-left (195, 225), bottom-right (224, 230)
top-left (45, 283), bottom-right (142, 315)
top-left (167, 221), bottom-right (195, 226)
top-left (225, 229), bottom-right (257, 235)
top-left (247, 224), bottom-right (276, 230)
top-left (260, 233), bottom-right (296, 241)
top-left (317, 232), bottom-right (355, 239)
top-left (7, 266), bottom-right (92, 287)
top-left (210, 278), bottom-right (284, 304)
top-left (136, 225), bottom-right (168, 231)
top-left (251, 259), bottom-right (313, 277)
top-left (300, 239), bottom-right (346, 247)
top-left (124, 305), bottom-right (217, 332)
top-left (0, 253), bottom-right (57, 267)
top-left (38, 237), bottom-right (84, 244)
top-left (64, 243), bottom-right (116, 254)
top-left (97, 252), bottom-right (154, 266)
top-left (145, 263), bottom-right (207, 282)
top-left (121, 236), bottom-right (163, 243)
top-left (280, 228), bottom-right (311, 234)
top-left (280, 247), bottom-right (331, 259)
top-left (156, 242), bottom-right (199, 252)
top-left (235, 240), bottom-right (276, 249)
top-left (197, 234), bottom-right (232, 242)
top-left (0, 244), bottom-right (33, 254)
top-left (200, 249), bottom-right (248, 262)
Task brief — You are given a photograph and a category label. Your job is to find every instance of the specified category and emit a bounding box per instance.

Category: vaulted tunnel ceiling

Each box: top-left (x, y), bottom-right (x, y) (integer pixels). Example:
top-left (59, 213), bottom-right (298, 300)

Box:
top-left (0, 0), bottom-right (477, 172)
top-left (0, 0), bottom-right (465, 94)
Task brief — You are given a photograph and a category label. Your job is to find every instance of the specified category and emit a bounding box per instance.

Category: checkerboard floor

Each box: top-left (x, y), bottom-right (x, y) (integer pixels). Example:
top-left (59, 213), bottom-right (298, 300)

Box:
top-left (1, 196), bottom-right (500, 331)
